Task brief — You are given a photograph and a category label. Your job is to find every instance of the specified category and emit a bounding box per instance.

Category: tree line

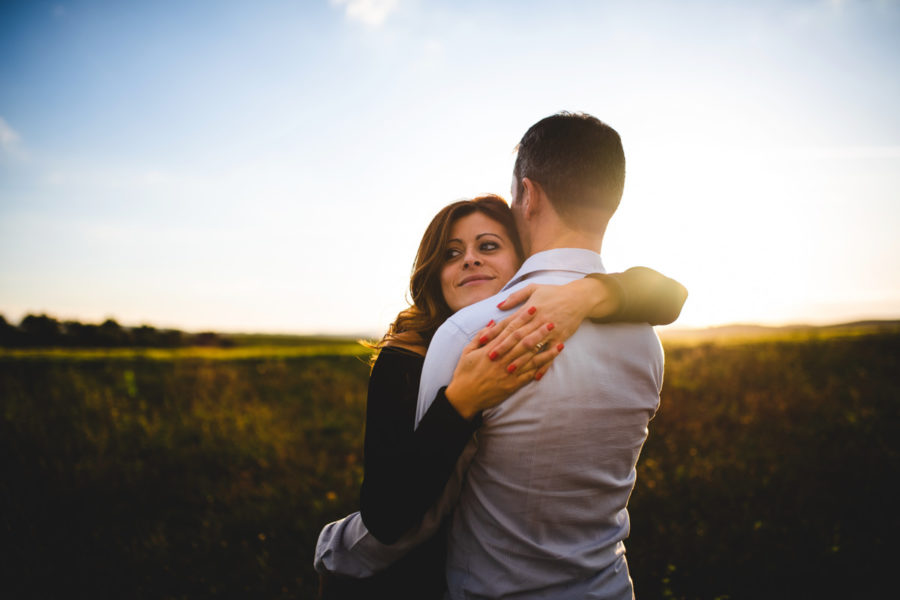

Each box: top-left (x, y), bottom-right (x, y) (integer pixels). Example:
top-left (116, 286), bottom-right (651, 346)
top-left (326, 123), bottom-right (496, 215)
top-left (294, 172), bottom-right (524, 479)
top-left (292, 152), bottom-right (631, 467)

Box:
top-left (0, 313), bottom-right (234, 348)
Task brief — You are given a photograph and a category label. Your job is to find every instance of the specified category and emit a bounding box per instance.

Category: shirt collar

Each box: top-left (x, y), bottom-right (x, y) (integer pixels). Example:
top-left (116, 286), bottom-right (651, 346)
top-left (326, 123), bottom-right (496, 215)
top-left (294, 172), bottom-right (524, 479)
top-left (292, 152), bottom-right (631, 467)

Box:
top-left (501, 248), bottom-right (606, 291)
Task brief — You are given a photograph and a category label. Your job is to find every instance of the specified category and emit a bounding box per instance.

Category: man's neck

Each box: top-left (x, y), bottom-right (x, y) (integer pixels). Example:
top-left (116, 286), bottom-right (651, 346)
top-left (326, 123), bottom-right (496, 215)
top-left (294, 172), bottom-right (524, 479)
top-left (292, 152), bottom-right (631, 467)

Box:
top-left (526, 227), bottom-right (605, 257)
top-left (517, 193), bottom-right (610, 257)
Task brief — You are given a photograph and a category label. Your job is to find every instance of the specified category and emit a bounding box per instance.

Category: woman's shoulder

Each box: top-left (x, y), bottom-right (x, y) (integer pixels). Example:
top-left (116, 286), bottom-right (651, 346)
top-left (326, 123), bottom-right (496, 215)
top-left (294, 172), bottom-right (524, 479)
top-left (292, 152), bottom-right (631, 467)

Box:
top-left (367, 338), bottom-right (426, 407)
top-left (382, 331), bottom-right (427, 357)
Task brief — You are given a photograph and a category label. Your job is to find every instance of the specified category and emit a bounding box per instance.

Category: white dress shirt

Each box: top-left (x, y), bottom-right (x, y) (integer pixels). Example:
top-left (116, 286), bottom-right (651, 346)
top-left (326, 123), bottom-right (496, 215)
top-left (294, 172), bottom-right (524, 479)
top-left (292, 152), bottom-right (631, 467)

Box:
top-left (417, 248), bottom-right (664, 599)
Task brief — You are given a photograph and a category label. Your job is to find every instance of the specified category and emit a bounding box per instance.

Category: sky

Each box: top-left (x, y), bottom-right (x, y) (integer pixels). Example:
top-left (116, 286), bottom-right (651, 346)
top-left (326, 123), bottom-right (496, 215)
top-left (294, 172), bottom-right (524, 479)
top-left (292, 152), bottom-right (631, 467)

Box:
top-left (1, 0), bottom-right (899, 335)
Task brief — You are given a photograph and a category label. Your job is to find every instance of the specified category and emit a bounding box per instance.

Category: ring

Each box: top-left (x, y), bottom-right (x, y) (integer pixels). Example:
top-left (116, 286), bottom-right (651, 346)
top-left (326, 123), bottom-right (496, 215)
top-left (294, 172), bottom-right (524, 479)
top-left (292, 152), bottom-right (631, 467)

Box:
top-left (534, 341), bottom-right (546, 353)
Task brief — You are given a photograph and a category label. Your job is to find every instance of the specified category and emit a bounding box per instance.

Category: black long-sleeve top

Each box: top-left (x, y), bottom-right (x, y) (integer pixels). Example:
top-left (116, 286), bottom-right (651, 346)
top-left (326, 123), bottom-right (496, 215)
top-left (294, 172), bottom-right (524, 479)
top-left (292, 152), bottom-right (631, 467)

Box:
top-left (590, 266), bottom-right (688, 325)
top-left (359, 347), bottom-right (478, 545)
top-left (337, 347), bottom-right (475, 599)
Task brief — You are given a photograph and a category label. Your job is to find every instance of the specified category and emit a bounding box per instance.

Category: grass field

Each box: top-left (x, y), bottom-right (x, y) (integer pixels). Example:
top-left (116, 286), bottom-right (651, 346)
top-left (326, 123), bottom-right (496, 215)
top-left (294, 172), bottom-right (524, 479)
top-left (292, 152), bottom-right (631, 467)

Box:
top-left (1, 328), bottom-right (897, 598)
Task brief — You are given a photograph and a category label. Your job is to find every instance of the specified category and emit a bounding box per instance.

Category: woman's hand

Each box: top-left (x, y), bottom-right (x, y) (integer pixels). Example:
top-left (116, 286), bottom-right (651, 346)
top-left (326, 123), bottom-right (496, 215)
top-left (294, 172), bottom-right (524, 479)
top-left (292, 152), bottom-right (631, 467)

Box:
top-left (487, 278), bottom-right (618, 367)
top-left (443, 277), bottom-right (618, 420)
top-left (444, 314), bottom-right (563, 420)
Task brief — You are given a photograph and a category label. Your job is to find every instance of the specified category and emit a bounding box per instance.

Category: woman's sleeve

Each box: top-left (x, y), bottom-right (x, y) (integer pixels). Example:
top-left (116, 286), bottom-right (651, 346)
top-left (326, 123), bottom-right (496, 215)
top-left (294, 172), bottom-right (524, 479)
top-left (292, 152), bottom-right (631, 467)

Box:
top-left (588, 266), bottom-right (688, 325)
top-left (359, 350), bottom-right (479, 545)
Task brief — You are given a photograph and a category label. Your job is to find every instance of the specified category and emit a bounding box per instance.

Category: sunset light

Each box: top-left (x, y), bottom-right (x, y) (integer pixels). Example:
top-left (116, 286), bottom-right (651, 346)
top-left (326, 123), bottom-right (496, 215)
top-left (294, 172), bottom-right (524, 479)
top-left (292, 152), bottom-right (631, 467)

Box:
top-left (2, 3), bottom-right (897, 598)
top-left (2, 0), bottom-right (898, 334)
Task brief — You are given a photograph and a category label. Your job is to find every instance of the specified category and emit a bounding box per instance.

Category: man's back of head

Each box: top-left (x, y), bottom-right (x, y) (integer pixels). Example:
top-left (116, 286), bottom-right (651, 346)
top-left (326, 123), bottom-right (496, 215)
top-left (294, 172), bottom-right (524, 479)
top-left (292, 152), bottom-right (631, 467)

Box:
top-left (513, 112), bottom-right (625, 235)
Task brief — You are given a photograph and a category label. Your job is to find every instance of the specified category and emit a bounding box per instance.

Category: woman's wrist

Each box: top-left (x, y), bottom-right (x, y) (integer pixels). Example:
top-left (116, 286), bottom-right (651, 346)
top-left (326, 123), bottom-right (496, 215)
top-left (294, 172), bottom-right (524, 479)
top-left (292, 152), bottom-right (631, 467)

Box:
top-left (444, 380), bottom-right (480, 421)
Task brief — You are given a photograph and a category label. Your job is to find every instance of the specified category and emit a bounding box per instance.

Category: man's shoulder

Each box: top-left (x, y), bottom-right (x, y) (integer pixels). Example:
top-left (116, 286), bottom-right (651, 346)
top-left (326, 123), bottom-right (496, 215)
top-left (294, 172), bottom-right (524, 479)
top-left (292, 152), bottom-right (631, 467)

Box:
top-left (437, 290), bottom-right (508, 342)
top-left (580, 321), bottom-right (665, 383)
top-left (585, 320), bottom-right (662, 353)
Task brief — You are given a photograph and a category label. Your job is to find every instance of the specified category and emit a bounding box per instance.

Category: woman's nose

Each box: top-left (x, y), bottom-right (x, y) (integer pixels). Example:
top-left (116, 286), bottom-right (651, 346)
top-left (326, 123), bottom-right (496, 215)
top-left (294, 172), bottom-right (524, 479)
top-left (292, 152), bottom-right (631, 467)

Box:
top-left (463, 252), bottom-right (482, 268)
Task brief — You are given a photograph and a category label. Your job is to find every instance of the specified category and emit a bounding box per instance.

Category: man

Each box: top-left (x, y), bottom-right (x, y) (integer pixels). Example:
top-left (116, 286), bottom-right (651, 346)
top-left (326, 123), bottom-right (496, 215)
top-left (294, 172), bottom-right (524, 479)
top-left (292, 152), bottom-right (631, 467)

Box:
top-left (416, 112), bottom-right (664, 599)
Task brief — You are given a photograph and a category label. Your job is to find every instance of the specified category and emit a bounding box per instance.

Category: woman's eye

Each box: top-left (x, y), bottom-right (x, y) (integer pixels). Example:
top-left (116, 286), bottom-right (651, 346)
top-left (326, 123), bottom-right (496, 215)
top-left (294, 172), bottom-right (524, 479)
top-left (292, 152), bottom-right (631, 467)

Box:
top-left (480, 241), bottom-right (499, 251)
top-left (445, 248), bottom-right (461, 260)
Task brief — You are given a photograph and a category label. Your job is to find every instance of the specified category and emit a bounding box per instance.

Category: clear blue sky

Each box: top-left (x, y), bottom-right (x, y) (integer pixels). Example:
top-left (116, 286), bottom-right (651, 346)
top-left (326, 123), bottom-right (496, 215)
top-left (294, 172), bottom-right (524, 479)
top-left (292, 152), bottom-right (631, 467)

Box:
top-left (2, 0), bottom-right (899, 334)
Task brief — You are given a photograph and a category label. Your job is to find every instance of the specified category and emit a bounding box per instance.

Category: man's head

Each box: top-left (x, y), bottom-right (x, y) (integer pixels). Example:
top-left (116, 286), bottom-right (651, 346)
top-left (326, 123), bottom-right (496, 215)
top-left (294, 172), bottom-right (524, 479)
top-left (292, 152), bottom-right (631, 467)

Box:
top-left (511, 112), bottom-right (625, 246)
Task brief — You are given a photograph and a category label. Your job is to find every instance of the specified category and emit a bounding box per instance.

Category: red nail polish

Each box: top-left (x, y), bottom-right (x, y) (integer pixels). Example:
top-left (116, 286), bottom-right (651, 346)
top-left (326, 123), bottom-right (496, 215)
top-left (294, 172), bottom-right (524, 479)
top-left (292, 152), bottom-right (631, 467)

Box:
top-left (507, 363), bottom-right (517, 373)
top-left (489, 350), bottom-right (498, 361)
top-left (479, 335), bottom-right (489, 345)
top-left (557, 343), bottom-right (565, 352)
top-left (547, 323), bottom-right (555, 331)
top-left (487, 320), bottom-right (495, 327)
top-left (535, 372), bottom-right (544, 381)
top-left (497, 301), bottom-right (505, 308)
top-left (528, 306), bottom-right (536, 315)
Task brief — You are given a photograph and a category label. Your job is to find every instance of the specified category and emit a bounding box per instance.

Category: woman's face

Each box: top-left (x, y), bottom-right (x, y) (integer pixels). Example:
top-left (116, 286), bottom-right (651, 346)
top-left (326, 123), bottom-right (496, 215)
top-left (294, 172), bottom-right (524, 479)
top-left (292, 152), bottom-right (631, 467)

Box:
top-left (440, 211), bottom-right (520, 313)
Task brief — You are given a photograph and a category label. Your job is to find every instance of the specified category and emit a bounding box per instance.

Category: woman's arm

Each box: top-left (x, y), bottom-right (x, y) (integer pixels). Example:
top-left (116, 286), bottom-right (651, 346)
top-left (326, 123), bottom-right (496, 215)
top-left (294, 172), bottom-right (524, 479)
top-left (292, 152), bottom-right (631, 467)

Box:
top-left (585, 266), bottom-right (688, 325)
top-left (359, 324), bottom-right (562, 544)
top-left (358, 347), bottom-right (477, 545)
top-left (485, 267), bottom-right (688, 375)
top-left (358, 269), bottom-right (686, 547)
top-left (499, 266), bottom-right (687, 326)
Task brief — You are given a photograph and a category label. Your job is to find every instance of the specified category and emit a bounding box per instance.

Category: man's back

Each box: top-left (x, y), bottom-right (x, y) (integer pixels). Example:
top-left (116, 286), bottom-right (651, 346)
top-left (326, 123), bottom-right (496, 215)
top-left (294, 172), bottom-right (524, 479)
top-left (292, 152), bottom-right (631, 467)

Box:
top-left (419, 250), bottom-right (664, 599)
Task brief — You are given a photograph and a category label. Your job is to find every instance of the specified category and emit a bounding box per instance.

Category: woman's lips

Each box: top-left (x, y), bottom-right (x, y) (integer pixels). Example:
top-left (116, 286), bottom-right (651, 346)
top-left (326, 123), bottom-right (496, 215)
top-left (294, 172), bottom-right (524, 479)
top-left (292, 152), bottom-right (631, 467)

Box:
top-left (458, 275), bottom-right (494, 287)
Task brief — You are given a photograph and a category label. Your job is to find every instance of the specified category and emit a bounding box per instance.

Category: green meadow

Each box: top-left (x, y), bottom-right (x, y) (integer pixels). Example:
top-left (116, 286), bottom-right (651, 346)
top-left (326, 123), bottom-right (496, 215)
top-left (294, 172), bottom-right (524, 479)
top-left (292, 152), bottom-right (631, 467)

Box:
top-left (1, 326), bottom-right (897, 599)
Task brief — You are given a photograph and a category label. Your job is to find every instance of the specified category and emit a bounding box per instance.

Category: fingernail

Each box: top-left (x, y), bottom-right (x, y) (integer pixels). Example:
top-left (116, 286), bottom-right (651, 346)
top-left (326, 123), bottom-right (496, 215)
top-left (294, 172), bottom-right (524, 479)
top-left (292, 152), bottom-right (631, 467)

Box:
top-left (557, 343), bottom-right (565, 352)
top-left (547, 323), bottom-right (555, 331)
top-left (487, 319), bottom-right (495, 327)
top-left (535, 372), bottom-right (544, 381)
top-left (507, 363), bottom-right (517, 373)
top-left (489, 350), bottom-right (498, 361)
top-left (527, 306), bottom-right (536, 315)
top-left (478, 335), bottom-right (489, 345)
top-left (497, 301), bottom-right (505, 308)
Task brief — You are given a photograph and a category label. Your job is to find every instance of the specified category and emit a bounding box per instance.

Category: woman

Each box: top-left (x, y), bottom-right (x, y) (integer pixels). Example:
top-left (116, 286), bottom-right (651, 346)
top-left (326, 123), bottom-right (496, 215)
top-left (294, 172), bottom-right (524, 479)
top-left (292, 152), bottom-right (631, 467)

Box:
top-left (317, 195), bottom-right (686, 598)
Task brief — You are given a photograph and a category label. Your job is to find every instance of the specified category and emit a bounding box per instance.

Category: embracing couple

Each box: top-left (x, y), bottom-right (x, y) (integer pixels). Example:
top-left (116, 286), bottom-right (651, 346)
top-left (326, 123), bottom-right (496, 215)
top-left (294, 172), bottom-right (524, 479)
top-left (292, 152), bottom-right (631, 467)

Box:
top-left (315, 112), bottom-right (687, 599)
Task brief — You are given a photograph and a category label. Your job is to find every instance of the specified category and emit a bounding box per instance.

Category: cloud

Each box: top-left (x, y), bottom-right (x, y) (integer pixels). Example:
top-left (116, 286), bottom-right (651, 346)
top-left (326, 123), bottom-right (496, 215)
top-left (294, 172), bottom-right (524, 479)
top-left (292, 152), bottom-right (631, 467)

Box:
top-left (330, 0), bottom-right (399, 27)
top-left (0, 117), bottom-right (24, 158)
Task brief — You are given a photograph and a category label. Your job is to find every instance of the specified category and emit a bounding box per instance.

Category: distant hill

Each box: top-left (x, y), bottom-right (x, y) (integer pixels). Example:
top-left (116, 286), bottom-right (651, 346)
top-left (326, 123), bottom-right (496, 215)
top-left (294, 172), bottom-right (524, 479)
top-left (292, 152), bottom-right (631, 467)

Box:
top-left (227, 333), bottom-right (369, 347)
top-left (0, 312), bottom-right (371, 349)
top-left (658, 319), bottom-right (900, 344)
top-left (5, 311), bottom-right (898, 349)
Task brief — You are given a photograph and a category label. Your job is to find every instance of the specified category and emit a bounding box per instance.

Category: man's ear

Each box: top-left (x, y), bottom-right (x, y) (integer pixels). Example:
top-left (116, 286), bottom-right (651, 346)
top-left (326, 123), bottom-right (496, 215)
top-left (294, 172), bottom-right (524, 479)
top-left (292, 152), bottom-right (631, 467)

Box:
top-left (520, 177), bottom-right (545, 220)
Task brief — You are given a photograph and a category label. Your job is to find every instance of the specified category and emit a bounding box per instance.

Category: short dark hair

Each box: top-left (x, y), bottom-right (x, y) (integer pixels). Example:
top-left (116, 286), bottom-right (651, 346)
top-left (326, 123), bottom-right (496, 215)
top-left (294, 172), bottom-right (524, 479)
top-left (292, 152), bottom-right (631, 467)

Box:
top-left (513, 112), bottom-right (625, 229)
